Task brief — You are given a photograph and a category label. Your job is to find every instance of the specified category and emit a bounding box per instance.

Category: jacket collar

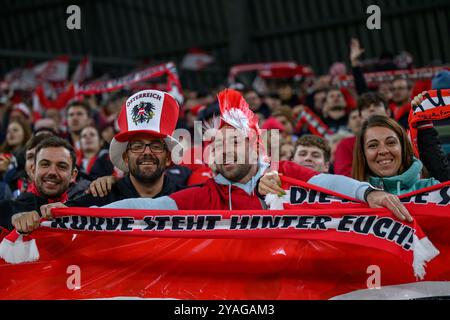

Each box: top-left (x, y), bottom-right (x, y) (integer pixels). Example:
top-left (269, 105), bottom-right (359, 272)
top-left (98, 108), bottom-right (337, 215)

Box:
top-left (214, 161), bottom-right (270, 195)
top-left (369, 158), bottom-right (423, 192)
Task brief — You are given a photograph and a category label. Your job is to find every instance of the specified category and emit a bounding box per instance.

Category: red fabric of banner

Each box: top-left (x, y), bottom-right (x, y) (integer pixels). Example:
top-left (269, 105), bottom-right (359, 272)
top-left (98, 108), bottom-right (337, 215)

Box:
top-left (0, 179), bottom-right (449, 300)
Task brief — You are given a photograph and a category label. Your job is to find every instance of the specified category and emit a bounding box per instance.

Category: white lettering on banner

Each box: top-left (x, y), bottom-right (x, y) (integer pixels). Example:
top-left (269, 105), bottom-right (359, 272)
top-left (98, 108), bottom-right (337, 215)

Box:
top-left (400, 186), bottom-right (450, 206)
top-left (44, 214), bottom-right (415, 250)
top-left (126, 92), bottom-right (163, 107)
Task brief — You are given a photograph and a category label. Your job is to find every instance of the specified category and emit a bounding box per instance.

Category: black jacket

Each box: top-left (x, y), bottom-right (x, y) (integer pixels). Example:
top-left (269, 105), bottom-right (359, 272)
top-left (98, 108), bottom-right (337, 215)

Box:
top-left (352, 66), bottom-right (369, 95)
top-left (0, 192), bottom-right (50, 230)
top-left (418, 127), bottom-right (450, 182)
top-left (66, 175), bottom-right (185, 208)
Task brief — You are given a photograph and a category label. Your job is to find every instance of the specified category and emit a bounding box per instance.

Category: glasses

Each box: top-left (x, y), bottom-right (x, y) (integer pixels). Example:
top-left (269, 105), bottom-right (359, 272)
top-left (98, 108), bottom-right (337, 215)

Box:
top-left (127, 142), bottom-right (166, 154)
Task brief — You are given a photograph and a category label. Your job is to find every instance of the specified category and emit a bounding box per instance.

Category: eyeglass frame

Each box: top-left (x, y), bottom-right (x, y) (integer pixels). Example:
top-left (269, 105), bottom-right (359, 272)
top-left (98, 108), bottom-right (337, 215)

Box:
top-left (126, 141), bottom-right (167, 154)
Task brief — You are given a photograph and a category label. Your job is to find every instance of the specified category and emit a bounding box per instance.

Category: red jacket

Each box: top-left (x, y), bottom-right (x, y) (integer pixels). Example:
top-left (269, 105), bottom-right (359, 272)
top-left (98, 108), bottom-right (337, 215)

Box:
top-left (333, 136), bottom-right (356, 177)
top-left (170, 161), bottom-right (318, 210)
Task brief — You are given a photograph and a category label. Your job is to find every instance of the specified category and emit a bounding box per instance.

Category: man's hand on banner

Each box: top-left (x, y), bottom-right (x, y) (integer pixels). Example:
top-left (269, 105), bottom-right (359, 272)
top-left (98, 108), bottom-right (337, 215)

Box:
top-left (87, 175), bottom-right (117, 197)
top-left (40, 202), bottom-right (67, 219)
top-left (11, 211), bottom-right (40, 234)
top-left (366, 190), bottom-right (413, 222)
top-left (258, 171), bottom-right (286, 196)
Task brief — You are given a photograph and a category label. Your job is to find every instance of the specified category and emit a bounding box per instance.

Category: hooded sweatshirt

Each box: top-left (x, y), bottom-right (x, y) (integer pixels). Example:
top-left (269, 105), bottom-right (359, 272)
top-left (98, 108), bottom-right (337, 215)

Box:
top-left (368, 158), bottom-right (440, 196)
top-left (103, 161), bottom-right (372, 210)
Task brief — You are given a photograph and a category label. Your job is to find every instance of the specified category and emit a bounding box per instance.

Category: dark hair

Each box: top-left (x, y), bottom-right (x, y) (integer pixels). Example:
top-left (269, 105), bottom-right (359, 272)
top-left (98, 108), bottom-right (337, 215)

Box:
top-left (357, 92), bottom-right (388, 114)
top-left (352, 115), bottom-right (414, 181)
top-left (34, 136), bottom-right (77, 170)
top-left (392, 76), bottom-right (413, 89)
top-left (67, 100), bottom-right (91, 117)
top-left (295, 134), bottom-right (331, 162)
top-left (243, 89), bottom-right (260, 96)
top-left (272, 105), bottom-right (294, 123)
top-left (25, 133), bottom-right (54, 152)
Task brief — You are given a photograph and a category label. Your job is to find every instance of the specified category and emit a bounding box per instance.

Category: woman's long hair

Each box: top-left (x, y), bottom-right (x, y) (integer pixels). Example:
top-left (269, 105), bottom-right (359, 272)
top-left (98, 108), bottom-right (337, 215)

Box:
top-left (352, 115), bottom-right (414, 181)
top-left (0, 119), bottom-right (32, 153)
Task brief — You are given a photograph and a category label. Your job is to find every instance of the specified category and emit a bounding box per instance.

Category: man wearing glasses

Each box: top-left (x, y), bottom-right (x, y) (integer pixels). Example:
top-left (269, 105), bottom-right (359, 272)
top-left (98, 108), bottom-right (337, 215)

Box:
top-left (389, 77), bottom-right (413, 128)
top-left (59, 90), bottom-right (184, 208)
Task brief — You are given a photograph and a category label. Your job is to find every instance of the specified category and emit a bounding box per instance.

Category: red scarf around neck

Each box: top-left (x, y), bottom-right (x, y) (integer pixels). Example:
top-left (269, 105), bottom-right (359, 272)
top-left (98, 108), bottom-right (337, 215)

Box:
top-left (28, 183), bottom-right (69, 204)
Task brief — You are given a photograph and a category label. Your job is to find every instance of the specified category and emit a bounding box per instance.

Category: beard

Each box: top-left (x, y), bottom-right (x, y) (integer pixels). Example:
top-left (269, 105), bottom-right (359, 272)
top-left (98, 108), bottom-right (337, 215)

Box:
top-left (216, 163), bottom-right (252, 182)
top-left (36, 174), bottom-right (69, 198)
top-left (129, 153), bottom-right (166, 184)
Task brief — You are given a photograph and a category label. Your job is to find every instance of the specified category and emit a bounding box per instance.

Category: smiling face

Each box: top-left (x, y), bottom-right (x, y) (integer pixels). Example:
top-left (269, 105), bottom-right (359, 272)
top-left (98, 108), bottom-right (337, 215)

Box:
top-left (364, 126), bottom-right (402, 177)
top-left (25, 147), bottom-right (36, 181)
top-left (211, 126), bottom-right (259, 183)
top-left (33, 147), bottom-right (77, 197)
top-left (123, 134), bottom-right (171, 184)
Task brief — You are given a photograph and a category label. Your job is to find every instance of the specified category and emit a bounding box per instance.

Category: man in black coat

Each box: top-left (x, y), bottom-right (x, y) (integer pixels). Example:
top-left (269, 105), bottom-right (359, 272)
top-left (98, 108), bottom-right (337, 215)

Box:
top-left (65, 134), bottom-right (185, 208)
top-left (31, 90), bottom-right (186, 227)
top-left (0, 136), bottom-right (78, 231)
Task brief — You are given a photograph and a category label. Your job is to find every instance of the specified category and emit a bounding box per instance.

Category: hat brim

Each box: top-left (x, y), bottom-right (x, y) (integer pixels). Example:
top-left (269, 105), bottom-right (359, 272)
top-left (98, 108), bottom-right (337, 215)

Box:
top-left (109, 131), bottom-right (181, 173)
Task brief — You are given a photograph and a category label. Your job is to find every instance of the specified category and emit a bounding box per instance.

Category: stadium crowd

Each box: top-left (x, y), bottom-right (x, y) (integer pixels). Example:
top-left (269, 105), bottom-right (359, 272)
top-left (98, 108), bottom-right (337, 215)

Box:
top-left (0, 39), bottom-right (449, 233)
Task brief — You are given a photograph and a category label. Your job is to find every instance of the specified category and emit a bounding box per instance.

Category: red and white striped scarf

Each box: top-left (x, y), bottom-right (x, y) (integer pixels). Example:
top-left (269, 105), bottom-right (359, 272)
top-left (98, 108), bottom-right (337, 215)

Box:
top-left (409, 89), bottom-right (450, 156)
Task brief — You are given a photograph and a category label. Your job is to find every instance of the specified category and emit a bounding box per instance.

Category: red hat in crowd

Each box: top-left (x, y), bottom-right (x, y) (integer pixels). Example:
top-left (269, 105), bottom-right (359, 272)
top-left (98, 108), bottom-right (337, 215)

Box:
top-left (109, 89), bottom-right (180, 172)
top-left (262, 117), bottom-right (285, 132)
top-left (218, 89), bottom-right (261, 138)
top-left (11, 103), bottom-right (32, 119)
top-left (190, 104), bottom-right (206, 117)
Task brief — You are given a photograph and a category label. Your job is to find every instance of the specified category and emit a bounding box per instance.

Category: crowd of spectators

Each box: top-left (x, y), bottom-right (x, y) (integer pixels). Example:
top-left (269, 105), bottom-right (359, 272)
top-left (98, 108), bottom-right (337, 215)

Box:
top-left (0, 38), bottom-right (449, 221)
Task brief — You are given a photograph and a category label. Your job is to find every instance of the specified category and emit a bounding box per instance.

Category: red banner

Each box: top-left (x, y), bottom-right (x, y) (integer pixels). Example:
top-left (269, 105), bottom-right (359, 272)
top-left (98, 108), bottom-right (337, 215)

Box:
top-left (33, 62), bottom-right (183, 109)
top-left (0, 179), bottom-right (449, 300)
top-left (336, 66), bottom-right (449, 88)
top-left (409, 89), bottom-right (450, 156)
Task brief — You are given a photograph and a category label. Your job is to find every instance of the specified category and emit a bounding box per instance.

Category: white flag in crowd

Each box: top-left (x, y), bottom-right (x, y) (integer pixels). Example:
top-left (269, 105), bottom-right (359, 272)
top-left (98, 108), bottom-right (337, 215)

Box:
top-left (32, 55), bottom-right (69, 82)
top-left (71, 56), bottom-right (93, 83)
top-left (181, 48), bottom-right (214, 70)
top-left (4, 68), bottom-right (37, 91)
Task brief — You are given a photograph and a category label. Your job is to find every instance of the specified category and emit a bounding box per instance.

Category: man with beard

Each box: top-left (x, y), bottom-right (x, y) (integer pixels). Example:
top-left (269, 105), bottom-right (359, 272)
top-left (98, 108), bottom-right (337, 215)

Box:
top-left (42, 90), bottom-right (184, 208)
top-left (0, 136), bottom-right (78, 231)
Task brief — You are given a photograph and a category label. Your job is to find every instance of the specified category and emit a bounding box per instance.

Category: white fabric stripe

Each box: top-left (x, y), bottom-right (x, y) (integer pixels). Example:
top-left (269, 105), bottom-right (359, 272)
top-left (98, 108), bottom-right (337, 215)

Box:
top-left (40, 215), bottom-right (415, 246)
top-left (417, 96), bottom-right (450, 112)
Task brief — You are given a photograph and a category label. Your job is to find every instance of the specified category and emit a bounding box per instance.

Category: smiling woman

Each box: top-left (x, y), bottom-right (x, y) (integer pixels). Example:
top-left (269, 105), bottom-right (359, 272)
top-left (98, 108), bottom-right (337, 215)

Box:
top-left (352, 115), bottom-right (440, 195)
